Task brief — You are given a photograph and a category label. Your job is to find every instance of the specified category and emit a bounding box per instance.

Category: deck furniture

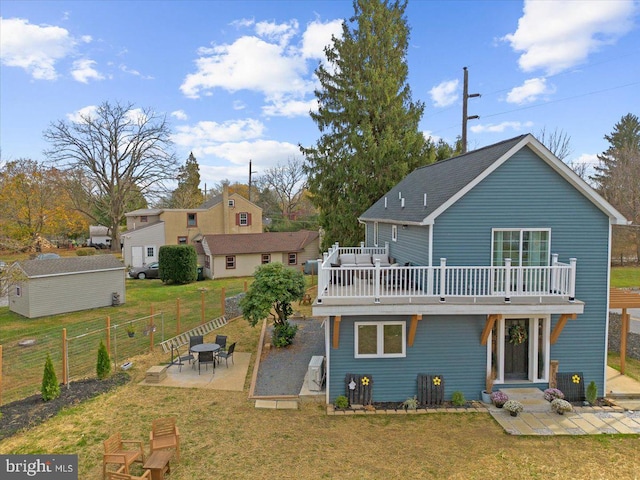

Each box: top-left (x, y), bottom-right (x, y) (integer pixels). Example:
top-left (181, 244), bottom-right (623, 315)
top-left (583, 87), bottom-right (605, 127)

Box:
top-left (103, 432), bottom-right (145, 479)
top-left (142, 450), bottom-right (173, 480)
top-left (150, 417), bottom-right (180, 462)
top-left (107, 471), bottom-right (151, 480)
top-left (217, 342), bottom-right (236, 367)
top-left (188, 335), bottom-right (204, 364)
top-left (145, 365), bottom-right (167, 383)
top-left (215, 334), bottom-right (228, 352)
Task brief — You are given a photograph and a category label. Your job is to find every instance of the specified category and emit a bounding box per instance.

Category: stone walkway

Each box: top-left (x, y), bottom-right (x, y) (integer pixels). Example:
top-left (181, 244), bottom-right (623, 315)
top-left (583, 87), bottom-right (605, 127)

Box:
top-left (488, 387), bottom-right (640, 435)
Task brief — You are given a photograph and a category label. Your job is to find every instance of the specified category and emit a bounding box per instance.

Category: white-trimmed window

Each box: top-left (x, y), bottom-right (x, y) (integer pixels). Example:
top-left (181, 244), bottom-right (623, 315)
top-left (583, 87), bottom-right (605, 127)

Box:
top-left (146, 246), bottom-right (155, 258)
top-left (355, 321), bottom-right (405, 358)
top-left (262, 254), bottom-right (271, 264)
top-left (16, 285), bottom-right (21, 297)
top-left (228, 199), bottom-right (235, 208)
top-left (288, 253), bottom-right (297, 265)
top-left (226, 256), bottom-right (236, 269)
top-left (492, 229), bottom-right (550, 267)
top-left (391, 225), bottom-right (398, 242)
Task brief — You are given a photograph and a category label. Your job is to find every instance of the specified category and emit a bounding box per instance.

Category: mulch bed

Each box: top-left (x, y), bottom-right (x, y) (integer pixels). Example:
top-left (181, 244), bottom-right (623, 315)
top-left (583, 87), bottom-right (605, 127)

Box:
top-left (0, 372), bottom-right (130, 441)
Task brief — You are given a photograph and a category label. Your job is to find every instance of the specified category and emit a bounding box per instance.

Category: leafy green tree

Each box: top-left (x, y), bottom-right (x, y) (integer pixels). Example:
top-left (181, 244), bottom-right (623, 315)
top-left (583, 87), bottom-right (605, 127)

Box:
top-left (591, 113), bottom-right (640, 260)
top-left (44, 101), bottom-right (178, 252)
top-left (301, 0), bottom-right (429, 250)
top-left (158, 245), bottom-right (198, 284)
top-left (169, 152), bottom-right (204, 208)
top-left (96, 340), bottom-right (111, 379)
top-left (41, 353), bottom-right (60, 402)
top-left (240, 263), bottom-right (305, 346)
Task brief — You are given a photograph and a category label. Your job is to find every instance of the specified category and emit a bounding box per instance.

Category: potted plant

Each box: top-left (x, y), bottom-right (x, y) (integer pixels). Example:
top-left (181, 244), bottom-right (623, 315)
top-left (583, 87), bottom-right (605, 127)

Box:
top-left (125, 324), bottom-right (135, 338)
top-left (551, 398), bottom-right (573, 415)
top-left (490, 391), bottom-right (508, 408)
top-left (481, 370), bottom-right (496, 404)
top-left (503, 400), bottom-right (524, 417)
top-left (508, 324), bottom-right (527, 344)
top-left (543, 388), bottom-right (564, 402)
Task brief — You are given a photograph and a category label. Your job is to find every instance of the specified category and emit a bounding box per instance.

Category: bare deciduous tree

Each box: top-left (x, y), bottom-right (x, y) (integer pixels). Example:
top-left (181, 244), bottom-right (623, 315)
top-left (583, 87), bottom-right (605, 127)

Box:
top-left (257, 158), bottom-right (307, 220)
top-left (538, 127), bottom-right (572, 161)
top-left (44, 101), bottom-right (177, 252)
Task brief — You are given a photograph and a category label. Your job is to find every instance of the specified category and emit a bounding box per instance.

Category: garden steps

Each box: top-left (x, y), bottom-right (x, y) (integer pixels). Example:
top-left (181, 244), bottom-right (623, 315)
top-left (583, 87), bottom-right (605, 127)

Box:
top-left (159, 315), bottom-right (228, 353)
top-left (496, 387), bottom-right (549, 412)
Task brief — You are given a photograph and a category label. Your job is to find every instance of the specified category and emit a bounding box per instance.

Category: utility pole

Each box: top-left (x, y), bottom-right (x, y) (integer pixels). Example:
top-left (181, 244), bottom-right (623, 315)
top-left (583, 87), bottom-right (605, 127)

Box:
top-left (461, 66), bottom-right (480, 154)
top-left (248, 160), bottom-right (257, 202)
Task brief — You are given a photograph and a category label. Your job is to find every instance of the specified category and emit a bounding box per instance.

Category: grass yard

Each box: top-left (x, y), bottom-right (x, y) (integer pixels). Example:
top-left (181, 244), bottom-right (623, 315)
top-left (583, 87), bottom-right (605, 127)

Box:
top-left (611, 266), bottom-right (640, 289)
top-left (607, 353), bottom-right (640, 383)
top-left (0, 319), bottom-right (638, 479)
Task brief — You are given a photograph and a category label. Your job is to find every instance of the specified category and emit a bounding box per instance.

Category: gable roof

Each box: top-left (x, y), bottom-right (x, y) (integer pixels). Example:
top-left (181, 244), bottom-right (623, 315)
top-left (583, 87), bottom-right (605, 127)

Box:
top-left (17, 255), bottom-right (125, 278)
top-left (359, 133), bottom-right (628, 226)
top-left (203, 230), bottom-right (319, 256)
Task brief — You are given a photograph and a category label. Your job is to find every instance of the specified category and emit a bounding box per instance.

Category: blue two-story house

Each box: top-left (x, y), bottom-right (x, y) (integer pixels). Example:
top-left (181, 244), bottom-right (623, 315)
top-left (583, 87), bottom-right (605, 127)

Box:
top-left (312, 134), bottom-right (628, 404)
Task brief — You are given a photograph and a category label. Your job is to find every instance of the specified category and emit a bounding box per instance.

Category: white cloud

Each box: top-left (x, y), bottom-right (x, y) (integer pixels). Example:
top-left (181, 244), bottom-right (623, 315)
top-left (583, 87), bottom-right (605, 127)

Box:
top-left (71, 59), bottom-right (104, 83)
top-left (0, 17), bottom-right (77, 80)
top-left (503, 0), bottom-right (637, 75)
top-left (172, 118), bottom-right (266, 147)
top-left (171, 110), bottom-right (188, 121)
top-left (422, 131), bottom-right (441, 143)
top-left (506, 77), bottom-right (555, 104)
top-left (66, 105), bottom-right (98, 123)
top-left (180, 18), bottom-right (341, 118)
top-left (429, 79), bottom-right (459, 107)
top-left (119, 64), bottom-right (154, 80)
top-left (470, 121), bottom-right (534, 134)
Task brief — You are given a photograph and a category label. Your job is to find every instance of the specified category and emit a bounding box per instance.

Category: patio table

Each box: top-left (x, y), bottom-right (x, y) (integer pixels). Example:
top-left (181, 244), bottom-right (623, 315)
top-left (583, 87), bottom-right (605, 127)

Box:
top-left (190, 343), bottom-right (221, 366)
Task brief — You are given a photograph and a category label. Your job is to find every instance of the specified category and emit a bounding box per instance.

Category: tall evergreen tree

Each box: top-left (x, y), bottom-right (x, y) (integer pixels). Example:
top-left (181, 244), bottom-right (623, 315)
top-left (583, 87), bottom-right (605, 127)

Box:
top-left (301, 0), bottom-right (428, 249)
top-left (170, 152), bottom-right (204, 208)
top-left (591, 113), bottom-right (640, 260)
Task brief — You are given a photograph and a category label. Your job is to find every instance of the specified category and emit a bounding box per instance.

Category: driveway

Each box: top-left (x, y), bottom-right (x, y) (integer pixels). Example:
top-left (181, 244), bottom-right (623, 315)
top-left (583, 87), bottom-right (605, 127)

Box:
top-left (611, 308), bottom-right (640, 334)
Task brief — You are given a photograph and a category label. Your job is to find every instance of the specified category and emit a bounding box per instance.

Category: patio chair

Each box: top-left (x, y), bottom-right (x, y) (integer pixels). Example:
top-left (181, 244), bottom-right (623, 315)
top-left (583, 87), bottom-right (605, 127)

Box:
top-left (215, 334), bottom-right (228, 352)
top-left (107, 471), bottom-right (151, 480)
top-left (103, 432), bottom-right (145, 479)
top-left (169, 342), bottom-right (193, 372)
top-left (150, 417), bottom-right (180, 462)
top-left (217, 342), bottom-right (236, 367)
top-left (198, 350), bottom-right (215, 374)
top-left (188, 335), bottom-right (204, 364)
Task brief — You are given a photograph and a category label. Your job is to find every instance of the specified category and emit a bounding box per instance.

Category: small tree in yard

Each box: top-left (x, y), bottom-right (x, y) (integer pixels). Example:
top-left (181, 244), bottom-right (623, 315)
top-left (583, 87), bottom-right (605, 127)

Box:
top-left (240, 262), bottom-right (305, 347)
top-left (96, 340), bottom-right (111, 379)
top-left (159, 245), bottom-right (198, 284)
top-left (41, 353), bottom-right (60, 401)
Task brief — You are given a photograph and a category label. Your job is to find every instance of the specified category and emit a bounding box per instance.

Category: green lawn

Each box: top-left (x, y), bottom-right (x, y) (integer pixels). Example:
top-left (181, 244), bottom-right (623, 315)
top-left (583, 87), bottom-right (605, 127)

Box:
top-left (611, 266), bottom-right (640, 288)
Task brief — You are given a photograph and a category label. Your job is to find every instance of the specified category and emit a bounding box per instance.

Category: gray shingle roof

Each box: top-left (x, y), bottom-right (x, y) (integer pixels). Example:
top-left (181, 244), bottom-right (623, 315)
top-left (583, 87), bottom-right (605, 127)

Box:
top-left (203, 230), bottom-right (319, 255)
top-left (18, 255), bottom-right (125, 278)
top-left (359, 134), bottom-right (527, 224)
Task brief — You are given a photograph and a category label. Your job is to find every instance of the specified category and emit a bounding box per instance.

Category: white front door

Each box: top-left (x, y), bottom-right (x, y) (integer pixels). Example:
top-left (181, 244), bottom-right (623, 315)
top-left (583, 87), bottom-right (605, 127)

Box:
top-left (132, 246), bottom-right (144, 267)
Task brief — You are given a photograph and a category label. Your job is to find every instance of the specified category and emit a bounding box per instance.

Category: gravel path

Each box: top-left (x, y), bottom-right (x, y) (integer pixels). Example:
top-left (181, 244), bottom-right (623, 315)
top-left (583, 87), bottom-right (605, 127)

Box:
top-left (254, 318), bottom-right (325, 396)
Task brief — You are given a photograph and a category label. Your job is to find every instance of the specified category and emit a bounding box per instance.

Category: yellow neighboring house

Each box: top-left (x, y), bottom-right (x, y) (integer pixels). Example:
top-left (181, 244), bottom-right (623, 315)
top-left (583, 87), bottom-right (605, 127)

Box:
top-left (121, 185), bottom-right (262, 268)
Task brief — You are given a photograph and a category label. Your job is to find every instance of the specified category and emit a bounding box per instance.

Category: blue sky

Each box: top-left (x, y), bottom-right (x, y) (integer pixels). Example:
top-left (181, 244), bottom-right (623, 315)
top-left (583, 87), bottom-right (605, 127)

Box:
top-left (1, 0), bottom-right (639, 187)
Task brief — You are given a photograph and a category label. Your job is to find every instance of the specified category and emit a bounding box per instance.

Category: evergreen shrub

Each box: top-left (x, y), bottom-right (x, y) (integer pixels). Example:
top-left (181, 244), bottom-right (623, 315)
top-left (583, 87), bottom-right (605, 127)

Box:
top-left (159, 245), bottom-right (197, 284)
top-left (96, 340), bottom-right (111, 379)
top-left (41, 353), bottom-right (60, 402)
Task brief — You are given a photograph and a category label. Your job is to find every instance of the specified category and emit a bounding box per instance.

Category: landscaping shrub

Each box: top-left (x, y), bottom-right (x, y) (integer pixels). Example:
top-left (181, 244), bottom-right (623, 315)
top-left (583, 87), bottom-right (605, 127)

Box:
top-left (159, 245), bottom-right (197, 284)
top-left (335, 395), bottom-right (349, 409)
top-left (272, 321), bottom-right (298, 347)
top-left (586, 381), bottom-right (598, 404)
top-left (76, 247), bottom-right (97, 256)
top-left (96, 340), bottom-right (111, 379)
top-left (451, 391), bottom-right (466, 406)
top-left (41, 354), bottom-right (60, 402)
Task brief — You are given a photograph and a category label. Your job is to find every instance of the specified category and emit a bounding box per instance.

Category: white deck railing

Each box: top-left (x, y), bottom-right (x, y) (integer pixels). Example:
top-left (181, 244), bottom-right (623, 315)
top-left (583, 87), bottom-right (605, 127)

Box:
top-left (317, 246), bottom-right (576, 303)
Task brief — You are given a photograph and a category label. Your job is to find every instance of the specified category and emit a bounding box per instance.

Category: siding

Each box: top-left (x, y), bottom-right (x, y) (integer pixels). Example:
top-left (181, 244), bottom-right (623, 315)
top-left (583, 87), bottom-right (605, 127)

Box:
top-left (432, 146), bottom-right (611, 394)
top-left (123, 222), bottom-right (165, 267)
top-left (328, 314), bottom-right (487, 402)
top-left (14, 270), bottom-right (125, 318)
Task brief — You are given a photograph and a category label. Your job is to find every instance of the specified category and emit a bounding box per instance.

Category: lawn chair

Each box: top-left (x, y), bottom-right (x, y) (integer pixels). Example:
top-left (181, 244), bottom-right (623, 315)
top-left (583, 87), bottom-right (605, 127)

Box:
top-left (103, 432), bottom-right (145, 479)
top-left (150, 417), bottom-right (180, 462)
top-left (188, 335), bottom-right (203, 364)
top-left (169, 342), bottom-right (194, 372)
top-left (107, 471), bottom-right (151, 480)
top-left (215, 334), bottom-right (228, 352)
top-left (217, 342), bottom-right (235, 367)
top-left (198, 350), bottom-right (215, 374)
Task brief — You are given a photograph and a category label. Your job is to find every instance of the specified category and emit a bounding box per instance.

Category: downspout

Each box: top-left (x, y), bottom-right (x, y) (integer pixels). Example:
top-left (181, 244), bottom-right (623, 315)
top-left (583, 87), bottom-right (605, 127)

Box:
top-left (603, 222), bottom-right (613, 396)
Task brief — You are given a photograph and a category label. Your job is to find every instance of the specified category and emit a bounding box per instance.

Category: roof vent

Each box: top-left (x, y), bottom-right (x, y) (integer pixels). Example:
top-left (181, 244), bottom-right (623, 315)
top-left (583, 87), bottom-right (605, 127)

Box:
top-left (398, 191), bottom-right (402, 199)
top-left (401, 198), bottom-right (405, 208)
top-left (424, 193), bottom-right (427, 207)
top-left (384, 197), bottom-right (387, 209)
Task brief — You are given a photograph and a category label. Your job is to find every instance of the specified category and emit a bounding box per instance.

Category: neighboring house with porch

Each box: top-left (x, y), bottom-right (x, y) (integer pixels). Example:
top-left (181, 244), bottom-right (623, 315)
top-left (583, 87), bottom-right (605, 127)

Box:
top-left (9, 255), bottom-right (126, 318)
top-left (121, 185), bottom-right (262, 268)
top-left (312, 134), bottom-right (628, 404)
top-left (202, 230), bottom-right (320, 279)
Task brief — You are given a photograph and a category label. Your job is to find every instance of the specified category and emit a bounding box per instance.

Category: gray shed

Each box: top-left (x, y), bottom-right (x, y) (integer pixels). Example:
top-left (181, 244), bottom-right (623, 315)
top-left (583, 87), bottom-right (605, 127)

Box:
top-left (9, 255), bottom-right (126, 318)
